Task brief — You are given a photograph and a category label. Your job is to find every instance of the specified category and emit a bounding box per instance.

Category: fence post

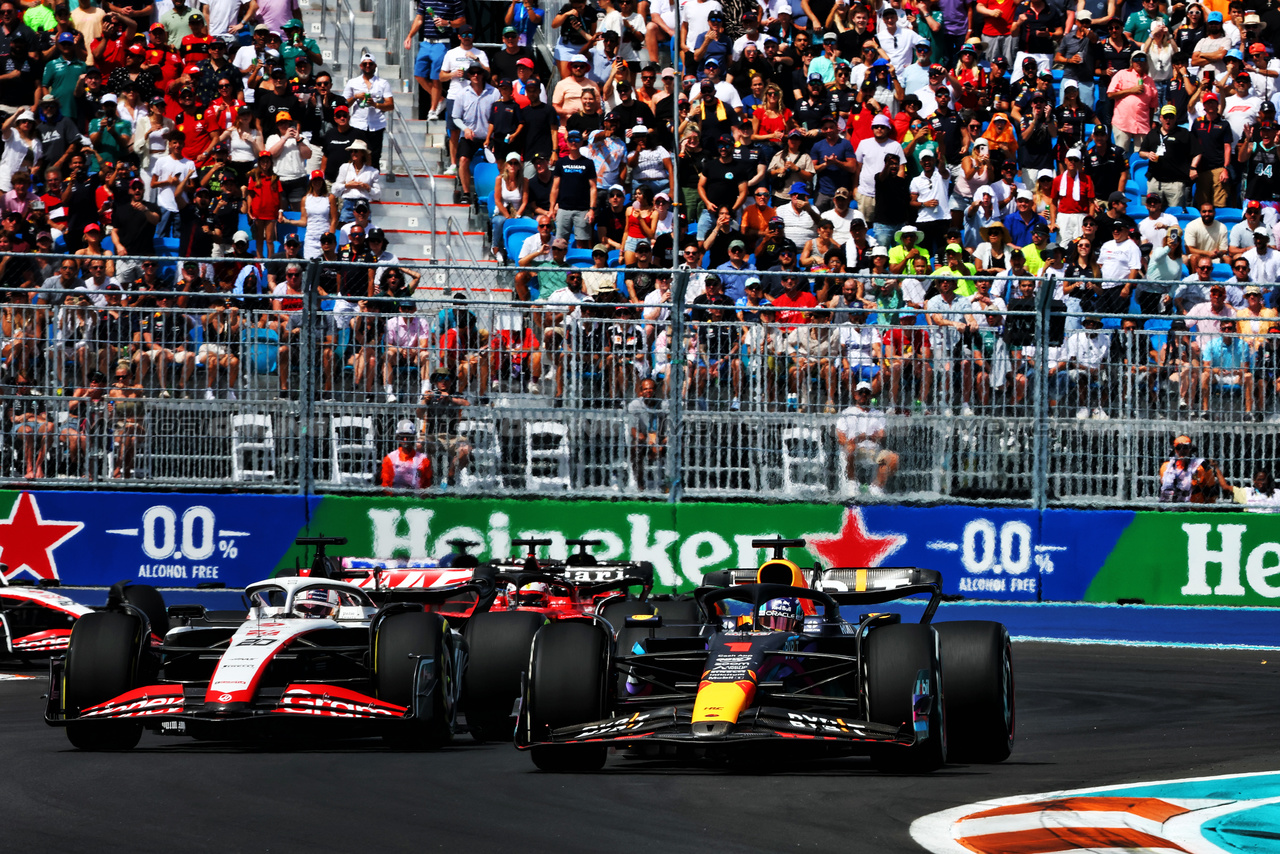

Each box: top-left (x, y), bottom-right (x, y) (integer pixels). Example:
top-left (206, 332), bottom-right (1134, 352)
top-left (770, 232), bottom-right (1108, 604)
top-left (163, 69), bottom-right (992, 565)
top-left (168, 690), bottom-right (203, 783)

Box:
top-left (1031, 279), bottom-right (1050, 511)
top-left (668, 269), bottom-right (688, 502)
top-left (298, 257), bottom-right (321, 498)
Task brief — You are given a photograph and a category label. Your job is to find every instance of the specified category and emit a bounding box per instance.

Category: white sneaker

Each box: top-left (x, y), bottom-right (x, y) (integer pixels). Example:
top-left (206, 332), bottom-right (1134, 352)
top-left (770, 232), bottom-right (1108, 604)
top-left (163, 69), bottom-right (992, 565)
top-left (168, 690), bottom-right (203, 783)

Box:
top-left (729, 396), bottom-right (740, 411)
top-left (867, 483), bottom-right (885, 496)
top-left (385, 385), bottom-right (397, 404)
top-left (204, 387), bottom-right (215, 400)
top-left (443, 163), bottom-right (458, 176)
top-left (961, 403), bottom-right (975, 417)
top-left (1092, 407), bottom-right (1110, 420)
top-left (1076, 407), bottom-right (1089, 420)
top-left (226, 389), bottom-right (237, 401)
top-left (527, 381), bottom-right (541, 394)
top-left (427, 104), bottom-right (444, 120)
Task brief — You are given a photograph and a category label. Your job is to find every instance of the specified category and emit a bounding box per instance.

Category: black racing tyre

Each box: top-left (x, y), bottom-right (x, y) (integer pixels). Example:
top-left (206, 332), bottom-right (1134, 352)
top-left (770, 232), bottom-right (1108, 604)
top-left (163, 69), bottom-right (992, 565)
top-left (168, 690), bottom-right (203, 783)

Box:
top-left (123, 584), bottom-right (169, 642)
top-left (527, 622), bottom-right (609, 773)
top-left (374, 610), bottom-right (455, 750)
top-left (865, 622), bottom-right (946, 773)
top-left (462, 610), bottom-right (546, 743)
top-left (935, 621), bottom-right (1014, 764)
top-left (63, 611), bottom-right (145, 751)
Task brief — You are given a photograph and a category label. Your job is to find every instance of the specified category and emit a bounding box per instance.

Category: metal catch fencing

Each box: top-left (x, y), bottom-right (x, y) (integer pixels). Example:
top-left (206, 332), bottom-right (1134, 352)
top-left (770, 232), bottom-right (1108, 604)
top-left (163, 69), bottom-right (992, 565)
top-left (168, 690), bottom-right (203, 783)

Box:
top-left (2, 252), bottom-right (1279, 507)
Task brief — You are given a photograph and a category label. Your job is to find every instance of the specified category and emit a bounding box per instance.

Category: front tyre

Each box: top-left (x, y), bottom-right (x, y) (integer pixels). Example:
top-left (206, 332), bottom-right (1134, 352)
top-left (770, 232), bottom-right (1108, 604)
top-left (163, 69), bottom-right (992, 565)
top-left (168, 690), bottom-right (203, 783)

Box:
top-left (526, 622), bottom-right (609, 773)
top-left (375, 610), bottom-right (456, 750)
top-left (63, 611), bottom-right (145, 750)
top-left (865, 623), bottom-right (946, 773)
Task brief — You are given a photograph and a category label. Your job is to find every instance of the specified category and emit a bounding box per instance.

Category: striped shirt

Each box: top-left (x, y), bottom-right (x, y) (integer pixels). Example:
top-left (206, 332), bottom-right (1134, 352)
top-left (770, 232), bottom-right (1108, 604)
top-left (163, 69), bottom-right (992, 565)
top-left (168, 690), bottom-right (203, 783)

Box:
top-left (416, 0), bottom-right (463, 40)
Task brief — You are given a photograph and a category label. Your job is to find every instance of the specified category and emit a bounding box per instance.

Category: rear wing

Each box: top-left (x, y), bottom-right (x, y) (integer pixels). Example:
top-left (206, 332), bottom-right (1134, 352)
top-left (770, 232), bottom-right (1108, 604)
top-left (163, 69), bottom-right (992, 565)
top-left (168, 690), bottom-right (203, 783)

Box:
top-left (816, 567), bottom-right (943, 623)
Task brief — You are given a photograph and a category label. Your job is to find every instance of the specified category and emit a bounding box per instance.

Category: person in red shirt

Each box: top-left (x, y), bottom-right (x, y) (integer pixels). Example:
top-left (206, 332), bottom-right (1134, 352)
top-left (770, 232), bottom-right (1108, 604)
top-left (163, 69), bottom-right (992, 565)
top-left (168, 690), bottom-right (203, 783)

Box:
top-left (878, 311), bottom-right (933, 412)
top-left (380, 420), bottom-right (433, 490)
top-left (173, 87), bottom-right (218, 163)
top-left (845, 101), bottom-right (877, 150)
top-left (770, 272), bottom-right (818, 335)
top-left (1049, 147), bottom-right (1096, 244)
top-left (180, 12), bottom-right (212, 63)
top-left (146, 24), bottom-right (184, 90)
top-left (207, 79), bottom-right (244, 133)
top-left (977, 0), bottom-right (1016, 69)
top-left (247, 151), bottom-right (282, 256)
top-left (91, 12), bottom-right (137, 73)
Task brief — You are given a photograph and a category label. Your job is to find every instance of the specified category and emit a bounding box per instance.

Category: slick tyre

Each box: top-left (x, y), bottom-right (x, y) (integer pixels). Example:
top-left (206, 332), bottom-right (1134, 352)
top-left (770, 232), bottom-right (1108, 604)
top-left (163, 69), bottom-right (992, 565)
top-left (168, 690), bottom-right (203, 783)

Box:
top-left (122, 584), bottom-right (169, 642)
top-left (865, 623), bottom-right (946, 773)
top-left (462, 610), bottom-right (545, 743)
top-left (597, 598), bottom-right (655, 637)
top-left (652, 597), bottom-right (705, 630)
top-left (63, 611), bottom-right (145, 751)
top-left (527, 622), bottom-right (608, 773)
top-left (935, 621), bottom-right (1014, 764)
top-left (375, 611), bottom-right (456, 750)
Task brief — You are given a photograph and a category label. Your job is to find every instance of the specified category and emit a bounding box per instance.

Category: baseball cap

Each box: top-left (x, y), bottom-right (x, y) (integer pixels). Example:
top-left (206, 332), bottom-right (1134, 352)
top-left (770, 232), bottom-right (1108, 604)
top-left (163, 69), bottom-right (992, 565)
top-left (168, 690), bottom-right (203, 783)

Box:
top-left (517, 57), bottom-right (534, 68)
top-left (502, 25), bottom-right (517, 34)
top-left (333, 103), bottom-right (350, 114)
top-left (569, 53), bottom-right (588, 65)
top-left (1016, 189), bottom-right (1033, 200)
top-left (1107, 190), bottom-right (1128, 203)
top-left (1202, 92), bottom-right (1220, 102)
top-left (591, 243), bottom-right (609, 255)
top-left (856, 381), bottom-right (873, 392)
top-left (728, 239), bottom-right (746, 251)
top-left (551, 236), bottom-right (569, 249)
top-left (1256, 226), bottom-right (1271, 237)
top-left (253, 22), bottom-right (270, 33)
top-left (1246, 285), bottom-right (1263, 295)
top-left (1208, 10), bottom-right (1223, 22)
top-left (1066, 147), bottom-right (1082, 159)
top-left (275, 110), bottom-right (293, 122)
top-left (57, 31), bottom-right (75, 43)
top-left (945, 243), bottom-right (963, 254)
top-left (834, 187), bottom-right (851, 199)
top-left (309, 169), bottom-right (323, 180)
top-left (1160, 104), bottom-right (1178, 116)
top-left (807, 72), bottom-right (822, 83)
top-left (1076, 8), bottom-right (1093, 19)
top-left (232, 230), bottom-right (250, 244)
top-left (1063, 79), bottom-right (1079, 90)
top-left (1173, 434), bottom-right (1193, 447)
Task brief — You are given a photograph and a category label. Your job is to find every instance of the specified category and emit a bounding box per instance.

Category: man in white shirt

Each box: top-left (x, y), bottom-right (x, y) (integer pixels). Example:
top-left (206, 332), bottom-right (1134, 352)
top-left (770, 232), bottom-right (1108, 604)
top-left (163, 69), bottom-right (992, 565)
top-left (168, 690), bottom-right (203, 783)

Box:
top-left (149, 132), bottom-right (195, 238)
top-left (232, 25), bottom-right (270, 87)
top-left (1058, 316), bottom-right (1113, 419)
top-left (332, 139), bottom-right (382, 221)
top-left (1241, 226), bottom-right (1280, 283)
top-left (1229, 200), bottom-right (1268, 256)
top-left (263, 111), bottom-right (312, 211)
top-left (687, 57), bottom-right (742, 110)
top-left (776, 181), bottom-right (824, 246)
top-left (908, 150), bottom-right (950, 255)
top-left (820, 188), bottom-right (857, 244)
top-left (1184, 202), bottom-right (1230, 264)
top-left (1096, 219), bottom-right (1143, 313)
top-left (875, 5), bottom-right (926, 71)
top-left (679, 0), bottom-right (722, 56)
top-left (439, 28), bottom-right (488, 177)
top-left (342, 51), bottom-right (394, 169)
top-left (1223, 72), bottom-right (1262, 142)
top-left (835, 381), bottom-right (899, 495)
top-left (1137, 192), bottom-right (1179, 247)
top-left (852, 114), bottom-right (905, 223)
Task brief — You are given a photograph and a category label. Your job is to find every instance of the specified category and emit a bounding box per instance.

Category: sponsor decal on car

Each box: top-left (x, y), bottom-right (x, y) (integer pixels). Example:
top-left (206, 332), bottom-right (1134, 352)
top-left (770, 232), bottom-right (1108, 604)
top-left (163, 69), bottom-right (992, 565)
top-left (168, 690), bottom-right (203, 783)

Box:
top-left (276, 685), bottom-right (407, 718)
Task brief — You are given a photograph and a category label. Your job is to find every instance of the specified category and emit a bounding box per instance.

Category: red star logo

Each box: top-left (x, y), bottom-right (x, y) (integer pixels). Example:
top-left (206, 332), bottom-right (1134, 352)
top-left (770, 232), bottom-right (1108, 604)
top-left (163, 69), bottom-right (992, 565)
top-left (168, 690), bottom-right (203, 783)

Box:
top-left (0, 493), bottom-right (84, 583)
top-left (805, 508), bottom-right (905, 569)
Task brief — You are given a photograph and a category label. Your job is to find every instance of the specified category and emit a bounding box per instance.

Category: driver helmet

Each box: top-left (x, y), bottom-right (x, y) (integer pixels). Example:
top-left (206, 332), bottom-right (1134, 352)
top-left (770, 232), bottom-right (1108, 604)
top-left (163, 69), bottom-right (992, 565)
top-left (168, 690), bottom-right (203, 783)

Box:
top-left (516, 581), bottom-right (549, 607)
top-left (757, 597), bottom-right (804, 633)
top-left (293, 587), bottom-right (341, 619)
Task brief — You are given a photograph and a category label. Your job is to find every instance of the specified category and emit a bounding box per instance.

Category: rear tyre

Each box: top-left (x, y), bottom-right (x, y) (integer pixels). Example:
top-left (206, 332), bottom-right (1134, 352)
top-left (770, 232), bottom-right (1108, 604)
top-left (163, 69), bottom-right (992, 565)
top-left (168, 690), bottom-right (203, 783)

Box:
top-left (63, 611), bottom-right (145, 751)
top-left (527, 622), bottom-right (608, 773)
top-left (651, 597), bottom-right (704, 629)
top-left (462, 610), bottom-right (546, 743)
top-left (865, 623), bottom-right (946, 773)
top-left (375, 610), bottom-right (455, 750)
top-left (597, 598), bottom-right (655, 637)
top-left (935, 621), bottom-right (1014, 764)
top-left (122, 584), bottom-right (169, 642)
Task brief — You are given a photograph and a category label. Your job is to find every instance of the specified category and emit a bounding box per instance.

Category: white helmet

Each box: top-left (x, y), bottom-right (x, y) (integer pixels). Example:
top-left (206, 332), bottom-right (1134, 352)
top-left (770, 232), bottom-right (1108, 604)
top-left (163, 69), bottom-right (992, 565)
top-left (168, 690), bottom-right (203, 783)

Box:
top-left (293, 587), bottom-right (341, 619)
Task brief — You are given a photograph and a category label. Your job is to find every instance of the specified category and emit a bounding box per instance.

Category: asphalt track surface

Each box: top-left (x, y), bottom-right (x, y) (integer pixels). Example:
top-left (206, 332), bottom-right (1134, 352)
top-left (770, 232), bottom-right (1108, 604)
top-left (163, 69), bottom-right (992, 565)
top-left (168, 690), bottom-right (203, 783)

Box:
top-left (1, 642), bottom-right (1276, 854)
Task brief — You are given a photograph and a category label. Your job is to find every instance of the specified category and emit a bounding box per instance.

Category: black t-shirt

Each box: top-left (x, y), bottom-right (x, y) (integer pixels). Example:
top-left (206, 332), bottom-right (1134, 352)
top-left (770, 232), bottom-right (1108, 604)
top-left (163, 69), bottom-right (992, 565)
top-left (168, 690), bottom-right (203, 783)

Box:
top-left (38, 114), bottom-right (79, 168)
top-left (1174, 24), bottom-right (1203, 64)
top-left (1018, 114), bottom-right (1055, 170)
top-left (256, 89), bottom-right (301, 131)
top-left (178, 203), bottom-right (216, 257)
top-left (320, 125), bottom-right (359, 181)
top-left (1085, 144), bottom-right (1126, 198)
top-left (527, 171), bottom-right (554, 212)
top-left (488, 46), bottom-right (534, 82)
top-left (556, 4), bottom-right (590, 46)
top-left (1052, 102), bottom-right (1095, 148)
top-left (705, 228), bottom-right (745, 268)
top-left (874, 172), bottom-right (912, 224)
top-left (700, 156), bottom-right (745, 209)
top-left (930, 111), bottom-right (962, 161)
top-left (1141, 126), bottom-right (1193, 184)
top-left (519, 101), bottom-right (557, 161)
top-left (489, 99), bottom-right (522, 144)
top-left (793, 93), bottom-right (829, 131)
top-left (1244, 143), bottom-right (1280, 202)
top-left (4, 54), bottom-right (41, 107)
top-left (1192, 116), bottom-right (1231, 170)
top-left (113, 196), bottom-right (161, 257)
top-left (608, 98), bottom-right (655, 141)
top-left (337, 245), bottom-right (375, 298)
top-left (565, 111), bottom-right (602, 138)
top-left (142, 308), bottom-right (188, 349)
top-left (553, 155), bottom-right (596, 210)
top-left (1015, 3), bottom-right (1063, 53)
top-left (594, 203), bottom-right (626, 245)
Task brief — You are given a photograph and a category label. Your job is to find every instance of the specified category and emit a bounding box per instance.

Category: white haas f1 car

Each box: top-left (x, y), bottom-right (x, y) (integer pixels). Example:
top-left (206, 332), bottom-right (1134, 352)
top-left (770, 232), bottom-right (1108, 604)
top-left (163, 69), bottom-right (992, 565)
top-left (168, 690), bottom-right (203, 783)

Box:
top-left (45, 538), bottom-right (495, 751)
top-left (516, 538), bottom-right (1015, 773)
top-left (1, 568), bottom-right (168, 661)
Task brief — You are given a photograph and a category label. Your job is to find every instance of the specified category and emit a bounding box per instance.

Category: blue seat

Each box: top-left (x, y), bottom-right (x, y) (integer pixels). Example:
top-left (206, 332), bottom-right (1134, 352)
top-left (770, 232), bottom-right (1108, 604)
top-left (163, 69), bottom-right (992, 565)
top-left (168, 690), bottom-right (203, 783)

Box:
top-left (1211, 262), bottom-right (1232, 281)
top-left (1052, 68), bottom-right (1063, 82)
top-left (504, 219), bottom-right (539, 264)
top-left (472, 162), bottom-right (499, 202)
top-left (502, 216), bottom-right (537, 240)
top-left (565, 248), bottom-right (593, 265)
top-left (244, 327), bottom-right (279, 375)
top-left (1217, 207), bottom-right (1245, 223)
top-left (155, 236), bottom-right (180, 256)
